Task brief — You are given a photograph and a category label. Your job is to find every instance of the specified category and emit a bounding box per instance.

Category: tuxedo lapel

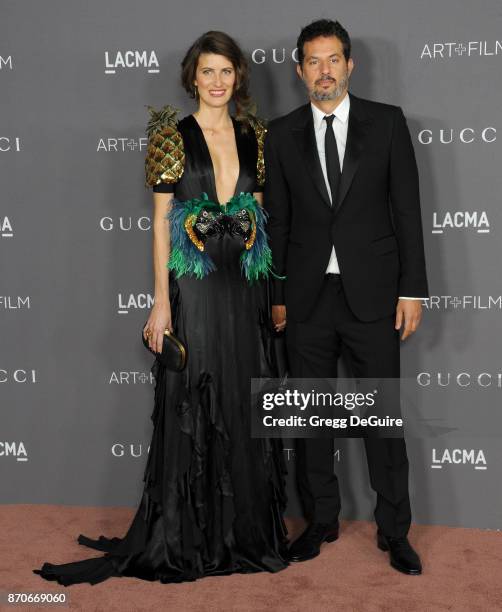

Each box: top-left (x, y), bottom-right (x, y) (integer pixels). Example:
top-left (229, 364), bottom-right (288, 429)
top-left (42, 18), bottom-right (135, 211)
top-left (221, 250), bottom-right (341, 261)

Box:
top-left (292, 105), bottom-right (332, 210)
top-left (291, 94), bottom-right (373, 215)
top-left (334, 93), bottom-right (372, 215)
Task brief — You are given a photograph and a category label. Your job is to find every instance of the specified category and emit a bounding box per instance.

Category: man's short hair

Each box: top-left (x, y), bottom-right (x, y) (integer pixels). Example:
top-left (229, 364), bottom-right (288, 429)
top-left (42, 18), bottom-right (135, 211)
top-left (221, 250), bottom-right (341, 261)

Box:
top-left (297, 19), bottom-right (351, 65)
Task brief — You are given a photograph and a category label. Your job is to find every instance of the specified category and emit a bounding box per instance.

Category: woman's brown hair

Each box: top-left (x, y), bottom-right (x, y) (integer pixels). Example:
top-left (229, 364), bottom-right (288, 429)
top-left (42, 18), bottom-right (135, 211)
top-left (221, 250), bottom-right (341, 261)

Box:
top-left (181, 30), bottom-right (255, 128)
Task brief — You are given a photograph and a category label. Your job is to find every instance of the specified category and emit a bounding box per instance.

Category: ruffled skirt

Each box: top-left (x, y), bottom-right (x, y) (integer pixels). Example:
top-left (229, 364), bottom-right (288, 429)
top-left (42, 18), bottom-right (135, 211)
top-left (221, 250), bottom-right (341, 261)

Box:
top-left (33, 257), bottom-right (289, 585)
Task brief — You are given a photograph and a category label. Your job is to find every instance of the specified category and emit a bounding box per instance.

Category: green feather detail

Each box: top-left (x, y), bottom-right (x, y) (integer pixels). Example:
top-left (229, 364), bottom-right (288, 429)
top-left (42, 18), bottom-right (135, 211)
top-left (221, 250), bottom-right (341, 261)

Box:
top-left (168, 192), bottom-right (278, 282)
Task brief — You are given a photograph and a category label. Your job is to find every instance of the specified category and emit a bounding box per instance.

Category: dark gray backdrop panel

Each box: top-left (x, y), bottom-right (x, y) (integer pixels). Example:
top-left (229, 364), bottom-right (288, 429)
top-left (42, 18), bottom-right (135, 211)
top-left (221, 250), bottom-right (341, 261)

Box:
top-left (1, 0), bottom-right (501, 529)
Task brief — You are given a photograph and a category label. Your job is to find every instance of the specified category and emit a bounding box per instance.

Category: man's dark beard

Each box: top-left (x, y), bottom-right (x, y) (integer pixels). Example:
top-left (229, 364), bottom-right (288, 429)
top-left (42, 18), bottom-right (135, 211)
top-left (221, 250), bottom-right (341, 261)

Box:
top-left (307, 71), bottom-right (349, 101)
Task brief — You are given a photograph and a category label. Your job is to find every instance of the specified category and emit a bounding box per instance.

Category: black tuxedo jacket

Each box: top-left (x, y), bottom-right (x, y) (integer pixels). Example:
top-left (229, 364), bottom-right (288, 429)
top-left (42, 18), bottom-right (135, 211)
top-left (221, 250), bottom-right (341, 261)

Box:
top-left (264, 91), bottom-right (429, 322)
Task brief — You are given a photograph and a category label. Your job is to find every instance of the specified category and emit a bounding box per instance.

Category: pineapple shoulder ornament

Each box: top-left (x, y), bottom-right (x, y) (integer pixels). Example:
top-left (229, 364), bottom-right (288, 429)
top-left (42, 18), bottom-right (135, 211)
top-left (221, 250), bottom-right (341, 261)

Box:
top-left (144, 104), bottom-right (281, 283)
top-left (144, 104), bottom-right (185, 188)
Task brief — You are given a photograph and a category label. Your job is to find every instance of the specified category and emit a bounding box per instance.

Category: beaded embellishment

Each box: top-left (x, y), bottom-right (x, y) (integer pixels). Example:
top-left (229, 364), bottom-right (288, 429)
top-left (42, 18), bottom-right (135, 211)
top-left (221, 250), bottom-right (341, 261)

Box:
top-left (167, 192), bottom-right (274, 281)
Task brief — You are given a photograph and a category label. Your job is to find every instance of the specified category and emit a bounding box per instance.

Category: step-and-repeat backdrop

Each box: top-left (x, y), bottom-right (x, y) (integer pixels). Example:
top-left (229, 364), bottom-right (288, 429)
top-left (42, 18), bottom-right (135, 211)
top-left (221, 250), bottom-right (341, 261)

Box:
top-left (2, 1), bottom-right (501, 529)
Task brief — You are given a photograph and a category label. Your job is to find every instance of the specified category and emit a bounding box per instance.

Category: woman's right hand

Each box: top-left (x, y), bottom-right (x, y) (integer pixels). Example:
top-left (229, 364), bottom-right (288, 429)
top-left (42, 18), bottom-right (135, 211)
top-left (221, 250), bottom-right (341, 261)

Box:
top-left (143, 301), bottom-right (172, 354)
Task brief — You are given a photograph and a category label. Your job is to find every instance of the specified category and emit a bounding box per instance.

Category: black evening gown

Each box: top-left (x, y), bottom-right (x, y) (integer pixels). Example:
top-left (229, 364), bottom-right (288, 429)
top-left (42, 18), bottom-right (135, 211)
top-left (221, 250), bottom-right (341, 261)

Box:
top-left (33, 114), bottom-right (289, 585)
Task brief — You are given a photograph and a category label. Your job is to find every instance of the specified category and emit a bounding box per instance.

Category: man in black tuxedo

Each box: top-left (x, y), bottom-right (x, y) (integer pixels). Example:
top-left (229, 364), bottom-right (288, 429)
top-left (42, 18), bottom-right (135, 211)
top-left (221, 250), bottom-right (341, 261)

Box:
top-left (264, 19), bottom-right (429, 575)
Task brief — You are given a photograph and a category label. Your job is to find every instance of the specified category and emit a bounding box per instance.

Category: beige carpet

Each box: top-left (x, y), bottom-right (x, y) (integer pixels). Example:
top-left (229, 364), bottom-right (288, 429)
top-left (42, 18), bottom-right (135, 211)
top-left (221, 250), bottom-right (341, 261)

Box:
top-left (2, 505), bottom-right (501, 612)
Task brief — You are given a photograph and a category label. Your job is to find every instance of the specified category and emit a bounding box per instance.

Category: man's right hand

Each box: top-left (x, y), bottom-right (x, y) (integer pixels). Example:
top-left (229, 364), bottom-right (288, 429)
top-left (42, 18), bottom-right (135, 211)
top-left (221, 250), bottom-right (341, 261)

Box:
top-left (272, 305), bottom-right (287, 332)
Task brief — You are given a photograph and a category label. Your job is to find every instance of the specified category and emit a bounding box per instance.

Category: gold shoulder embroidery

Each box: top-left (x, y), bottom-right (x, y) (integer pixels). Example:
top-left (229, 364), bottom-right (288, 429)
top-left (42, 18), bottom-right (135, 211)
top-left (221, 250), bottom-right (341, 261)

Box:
top-left (248, 115), bottom-right (267, 188)
top-left (144, 104), bottom-right (185, 188)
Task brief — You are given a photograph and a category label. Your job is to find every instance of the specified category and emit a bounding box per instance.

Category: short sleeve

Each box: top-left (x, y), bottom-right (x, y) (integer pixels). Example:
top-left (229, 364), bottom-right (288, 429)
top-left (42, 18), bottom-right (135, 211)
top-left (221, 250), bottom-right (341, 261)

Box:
top-left (152, 182), bottom-right (175, 193)
top-left (144, 104), bottom-right (185, 190)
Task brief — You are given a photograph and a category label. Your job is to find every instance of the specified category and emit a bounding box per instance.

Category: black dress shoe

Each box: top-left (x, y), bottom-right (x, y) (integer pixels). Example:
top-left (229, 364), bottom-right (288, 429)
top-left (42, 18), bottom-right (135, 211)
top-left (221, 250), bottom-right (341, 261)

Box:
top-left (288, 521), bottom-right (339, 562)
top-left (377, 532), bottom-right (422, 575)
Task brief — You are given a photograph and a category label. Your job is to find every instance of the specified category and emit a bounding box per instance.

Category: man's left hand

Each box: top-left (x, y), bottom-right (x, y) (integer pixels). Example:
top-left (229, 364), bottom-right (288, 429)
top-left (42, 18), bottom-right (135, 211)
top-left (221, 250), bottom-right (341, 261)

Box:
top-left (395, 299), bottom-right (423, 341)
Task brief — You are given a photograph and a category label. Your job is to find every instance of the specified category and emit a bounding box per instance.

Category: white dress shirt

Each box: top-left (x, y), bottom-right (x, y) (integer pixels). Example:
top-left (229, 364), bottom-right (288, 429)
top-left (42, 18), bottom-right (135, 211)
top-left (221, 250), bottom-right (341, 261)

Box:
top-left (310, 93), bottom-right (421, 300)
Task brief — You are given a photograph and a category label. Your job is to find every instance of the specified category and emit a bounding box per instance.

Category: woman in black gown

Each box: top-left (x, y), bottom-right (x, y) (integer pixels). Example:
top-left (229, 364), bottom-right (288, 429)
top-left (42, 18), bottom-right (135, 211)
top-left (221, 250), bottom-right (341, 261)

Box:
top-left (33, 31), bottom-right (289, 586)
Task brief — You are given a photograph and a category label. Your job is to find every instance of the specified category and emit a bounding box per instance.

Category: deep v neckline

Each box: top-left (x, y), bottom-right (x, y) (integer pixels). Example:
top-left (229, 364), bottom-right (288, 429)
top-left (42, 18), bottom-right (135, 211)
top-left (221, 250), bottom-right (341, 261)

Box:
top-left (190, 114), bottom-right (242, 207)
